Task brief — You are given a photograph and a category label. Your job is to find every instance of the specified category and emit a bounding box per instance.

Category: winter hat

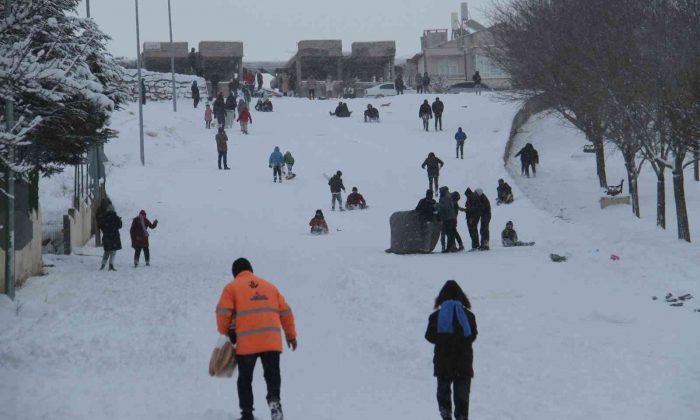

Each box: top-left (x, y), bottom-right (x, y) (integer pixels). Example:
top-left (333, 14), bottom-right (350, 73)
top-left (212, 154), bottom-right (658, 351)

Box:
top-left (498, 178), bottom-right (504, 184)
top-left (475, 188), bottom-right (483, 196)
top-left (315, 209), bottom-right (324, 217)
top-left (352, 187), bottom-right (358, 192)
top-left (336, 170), bottom-right (342, 176)
top-left (232, 258), bottom-right (253, 277)
top-left (428, 152), bottom-right (435, 158)
top-left (426, 189), bottom-right (433, 197)
top-left (506, 221), bottom-right (513, 228)
top-left (139, 210), bottom-right (146, 216)
top-left (458, 127), bottom-right (463, 132)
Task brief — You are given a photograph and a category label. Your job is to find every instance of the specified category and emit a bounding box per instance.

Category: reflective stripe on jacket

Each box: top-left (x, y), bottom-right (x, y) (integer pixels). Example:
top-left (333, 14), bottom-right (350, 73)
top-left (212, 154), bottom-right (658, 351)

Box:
top-left (216, 271), bottom-right (296, 355)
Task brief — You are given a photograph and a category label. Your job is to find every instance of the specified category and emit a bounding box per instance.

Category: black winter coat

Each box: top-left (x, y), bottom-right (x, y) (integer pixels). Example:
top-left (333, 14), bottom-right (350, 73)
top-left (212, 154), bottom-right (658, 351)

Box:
top-left (225, 95), bottom-right (237, 110)
top-left (497, 183), bottom-right (512, 200)
top-left (415, 198), bottom-right (437, 221)
top-left (432, 100), bottom-right (444, 115)
top-left (422, 156), bottom-right (444, 175)
top-left (425, 307), bottom-right (478, 378)
top-left (328, 175), bottom-right (345, 193)
top-left (477, 194), bottom-right (491, 219)
top-left (515, 145), bottom-right (539, 164)
top-left (419, 103), bottom-right (433, 118)
top-left (213, 96), bottom-right (226, 118)
top-left (97, 211), bottom-right (122, 252)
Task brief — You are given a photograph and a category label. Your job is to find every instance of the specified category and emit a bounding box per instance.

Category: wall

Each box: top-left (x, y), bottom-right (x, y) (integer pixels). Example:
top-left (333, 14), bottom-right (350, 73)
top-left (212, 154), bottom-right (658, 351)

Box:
top-left (0, 209), bottom-right (43, 293)
top-left (68, 201), bottom-right (93, 250)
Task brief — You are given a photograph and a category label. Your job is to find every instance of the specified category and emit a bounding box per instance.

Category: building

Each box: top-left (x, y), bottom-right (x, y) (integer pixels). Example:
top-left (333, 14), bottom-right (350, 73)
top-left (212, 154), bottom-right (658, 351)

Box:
top-left (142, 42), bottom-right (190, 74)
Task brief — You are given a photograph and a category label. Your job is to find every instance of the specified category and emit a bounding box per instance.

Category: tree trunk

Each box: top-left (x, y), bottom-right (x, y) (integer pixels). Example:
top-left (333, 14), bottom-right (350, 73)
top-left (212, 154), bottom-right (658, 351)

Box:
top-left (672, 163), bottom-right (691, 242)
top-left (656, 169), bottom-right (665, 229)
top-left (593, 133), bottom-right (608, 188)
top-left (623, 149), bottom-right (640, 218)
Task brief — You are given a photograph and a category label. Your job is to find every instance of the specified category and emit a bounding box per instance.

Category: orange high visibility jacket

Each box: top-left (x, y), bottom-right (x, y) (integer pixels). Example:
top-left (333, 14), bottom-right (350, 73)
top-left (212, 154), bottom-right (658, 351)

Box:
top-left (216, 271), bottom-right (296, 355)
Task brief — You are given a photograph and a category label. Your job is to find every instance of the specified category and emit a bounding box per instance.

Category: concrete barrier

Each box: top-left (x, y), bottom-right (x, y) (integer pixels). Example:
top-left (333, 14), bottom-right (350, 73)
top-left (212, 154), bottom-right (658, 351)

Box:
top-left (0, 210), bottom-right (43, 292)
top-left (67, 201), bottom-right (93, 249)
top-left (600, 195), bottom-right (631, 209)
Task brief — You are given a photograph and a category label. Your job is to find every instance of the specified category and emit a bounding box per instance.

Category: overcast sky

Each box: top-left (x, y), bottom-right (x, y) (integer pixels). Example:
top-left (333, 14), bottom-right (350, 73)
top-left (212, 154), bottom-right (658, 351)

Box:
top-left (79, 0), bottom-right (495, 61)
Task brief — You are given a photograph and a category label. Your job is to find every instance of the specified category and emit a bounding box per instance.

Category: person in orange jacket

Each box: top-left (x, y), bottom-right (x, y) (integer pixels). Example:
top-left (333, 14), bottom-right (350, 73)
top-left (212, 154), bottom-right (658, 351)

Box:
top-left (216, 258), bottom-right (297, 420)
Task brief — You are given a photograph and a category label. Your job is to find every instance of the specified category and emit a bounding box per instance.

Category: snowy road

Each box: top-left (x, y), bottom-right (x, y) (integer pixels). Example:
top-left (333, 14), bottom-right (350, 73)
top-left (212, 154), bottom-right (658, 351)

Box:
top-left (1, 94), bottom-right (698, 420)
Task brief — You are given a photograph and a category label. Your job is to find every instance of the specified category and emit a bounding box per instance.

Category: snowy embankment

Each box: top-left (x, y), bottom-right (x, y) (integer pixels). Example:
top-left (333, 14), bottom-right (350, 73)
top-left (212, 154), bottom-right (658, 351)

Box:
top-left (1, 93), bottom-right (699, 420)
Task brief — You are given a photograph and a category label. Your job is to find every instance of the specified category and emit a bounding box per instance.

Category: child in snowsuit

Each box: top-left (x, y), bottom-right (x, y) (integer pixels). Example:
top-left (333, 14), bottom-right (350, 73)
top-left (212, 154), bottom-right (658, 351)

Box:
top-left (237, 108), bottom-right (252, 134)
top-left (309, 209), bottom-right (329, 234)
top-left (496, 179), bottom-right (514, 205)
top-left (130, 210), bottom-right (158, 267)
top-left (269, 146), bottom-right (284, 183)
top-left (501, 221), bottom-right (534, 247)
top-left (455, 127), bottom-right (467, 159)
top-left (284, 151), bottom-right (295, 176)
top-left (328, 170), bottom-right (346, 211)
top-left (345, 187), bottom-right (367, 210)
top-left (204, 104), bottom-right (213, 129)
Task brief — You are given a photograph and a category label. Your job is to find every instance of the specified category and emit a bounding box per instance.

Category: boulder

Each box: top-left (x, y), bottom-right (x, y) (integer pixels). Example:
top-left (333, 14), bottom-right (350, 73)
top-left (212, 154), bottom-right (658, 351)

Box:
top-left (385, 211), bottom-right (441, 254)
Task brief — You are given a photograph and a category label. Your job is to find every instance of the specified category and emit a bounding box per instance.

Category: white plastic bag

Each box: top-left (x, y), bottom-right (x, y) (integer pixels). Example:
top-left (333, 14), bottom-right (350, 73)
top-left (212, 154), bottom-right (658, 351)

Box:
top-left (208, 335), bottom-right (236, 378)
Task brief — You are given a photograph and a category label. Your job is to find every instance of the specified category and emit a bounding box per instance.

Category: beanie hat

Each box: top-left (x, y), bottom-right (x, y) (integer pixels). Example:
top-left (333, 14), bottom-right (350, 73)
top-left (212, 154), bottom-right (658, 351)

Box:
top-left (232, 258), bottom-right (253, 277)
top-left (336, 170), bottom-right (342, 176)
top-left (352, 187), bottom-right (358, 192)
top-left (139, 209), bottom-right (146, 216)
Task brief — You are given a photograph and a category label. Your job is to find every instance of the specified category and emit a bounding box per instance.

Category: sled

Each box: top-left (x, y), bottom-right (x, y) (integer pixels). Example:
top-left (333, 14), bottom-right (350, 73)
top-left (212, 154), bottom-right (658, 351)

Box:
top-left (380, 103), bottom-right (391, 107)
top-left (208, 336), bottom-right (237, 378)
top-left (285, 172), bottom-right (296, 180)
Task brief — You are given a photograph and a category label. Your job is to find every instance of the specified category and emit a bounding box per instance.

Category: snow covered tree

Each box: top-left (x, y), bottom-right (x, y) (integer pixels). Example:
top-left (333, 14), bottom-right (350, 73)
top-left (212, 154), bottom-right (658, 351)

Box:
top-left (0, 0), bottom-right (127, 188)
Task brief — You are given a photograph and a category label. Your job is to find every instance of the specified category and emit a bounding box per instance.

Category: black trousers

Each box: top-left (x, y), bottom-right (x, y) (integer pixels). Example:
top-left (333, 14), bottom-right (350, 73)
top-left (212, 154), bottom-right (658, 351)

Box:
top-left (134, 246), bottom-right (150, 263)
top-left (437, 377), bottom-right (472, 420)
top-left (480, 215), bottom-right (491, 246)
top-left (467, 216), bottom-right (480, 249)
top-left (237, 352), bottom-right (281, 416)
top-left (193, 96), bottom-right (200, 108)
top-left (521, 160), bottom-right (537, 177)
top-left (428, 174), bottom-right (439, 192)
top-left (456, 141), bottom-right (464, 158)
top-left (218, 151), bottom-right (228, 169)
top-left (442, 219), bottom-right (457, 251)
top-left (273, 165), bottom-right (282, 180)
top-left (435, 113), bottom-right (443, 130)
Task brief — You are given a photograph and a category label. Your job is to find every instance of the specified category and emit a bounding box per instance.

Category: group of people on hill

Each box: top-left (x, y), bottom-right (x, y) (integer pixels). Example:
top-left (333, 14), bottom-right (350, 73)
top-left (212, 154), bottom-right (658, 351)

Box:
top-left (309, 171), bottom-right (368, 234)
top-left (268, 147), bottom-right (295, 183)
top-left (418, 97), bottom-right (445, 131)
top-left (96, 200), bottom-right (158, 271)
top-left (205, 91), bottom-right (253, 134)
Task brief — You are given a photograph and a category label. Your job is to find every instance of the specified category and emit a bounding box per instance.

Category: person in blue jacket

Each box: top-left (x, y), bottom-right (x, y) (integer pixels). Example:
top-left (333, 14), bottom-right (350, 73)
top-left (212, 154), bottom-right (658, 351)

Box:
top-left (455, 127), bottom-right (467, 159)
top-left (269, 146), bottom-right (285, 183)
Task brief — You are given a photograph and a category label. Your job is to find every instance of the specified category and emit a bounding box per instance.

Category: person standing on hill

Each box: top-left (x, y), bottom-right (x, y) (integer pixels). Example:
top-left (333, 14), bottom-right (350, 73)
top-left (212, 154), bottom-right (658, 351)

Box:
top-left (425, 280), bottom-right (478, 420)
top-left (423, 72), bottom-right (431, 93)
top-left (215, 257), bottom-right (297, 420)
top-left (328, 170), bottom-right (346, 211)
top-left (422, 152), bottom-right (444, 192)
top-left (395, 74), bottom-right (405, 94)
top-left (97, 204), bottom-right (122, 271)
top-left (438, 187), bottom-right (458, 253)
top-left (188, 47), bottom-right (198, 74)
top-left (454, 127), bottom-right (467, 159)
top-left (225, 92), bottom-right (237, 129)
top-left (307, 75), bottom-right (317, 100)
top-left (204, 104), bottom-right (213, 129)
top-left (419, 100), bottom-right (433, 132)
top-left (450, 191), bottom-right (465, 251)
top-left (130, 210), bottom-right (158, 267)
top-left (514, 143), bottom-right (539, 178)
top-left (474, 188), bottom-right (491, 250)
top-left (269, 146), bottom-right (285, 183)
top-left (213, 92), bottom-right (226, 128)
top-left (256, 71), bottom-right (264, 92)
top-left (432, 97), bottom-right (445, 131)
top-left (191, 80), bottom-right (200, 108)
top-left (215, 127), bottom-right (230, 170)
top-left (237, 107), bottom-right (252, 135)
top-left (472, 71), bottom-right (482, 95)
top-left (462, 188), bottom-right (480, 251)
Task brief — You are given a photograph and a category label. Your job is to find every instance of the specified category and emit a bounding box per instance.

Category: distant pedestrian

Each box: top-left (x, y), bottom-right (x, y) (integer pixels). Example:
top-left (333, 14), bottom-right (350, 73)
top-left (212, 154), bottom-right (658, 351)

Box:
top-left (421, 152), bottom-right (444, 192)
top-left (425, 280), bottom-right (478, 420)
top-left (204, 104), bottom-right (213, 129)
top-left (419, 100), bottom-right (433, 132)
top-left (325, 77), bottom-right (334, 98)
top-left (237, 108), bottom-right (252, 135)
top-left (328, 170), bottom-right (346, 211)
top-left (256, 71), bottom-right (264, 91)
top-left (472, 71), bottom-right (482, 95)
top-left (97, 204), bottom-right (122, 271)
top-left (192, 81), bottom-right (200, 108)
top-left (188, 48), bottom-right (198, 74)
top-left (307, 75), bottom-right (317, 100)
top-left (215, 127), bottom-right (230, 170)
top-left (432, 97), bottom-right (444, 131)
top-left (422, 72), bottom-right (431, 93)
top-left (455, 127), bottom-right (467, 159)
top-left (130, 210), bottom-right (158, 267)
top-left (269, 146), bottom-right (284, 183)
top-left (140, 78), bottom-right (146, 105)
top-left (284, 151), bottom-right (295, 175)
top-left (474, 188), bottom-right (491, 250)
top-left (514, 143), bottom-right (539, 178)
top-left (213, 92), bottom-right (226, 127)
top-left (416, 74), bottom-right (423, 94)
top-left (281, 74), bottom-right (290, 96)
top-left (225, 92), bottom-right (237, 129)
top-left (395, 74), bottom-right (405, 94)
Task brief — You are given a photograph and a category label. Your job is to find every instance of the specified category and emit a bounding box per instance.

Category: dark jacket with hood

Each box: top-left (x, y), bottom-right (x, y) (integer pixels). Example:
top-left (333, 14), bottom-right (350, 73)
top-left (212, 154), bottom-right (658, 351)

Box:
top-left (419, 102), bottom-right (433, 118)
top-left (328, 174), bottom-right (345, 193)
top-left (422, 154), bottom-right (444, 175)
top-left (432, 99), bottom-right (444, 115)
top-left (425, 305), bottom-right (478, 378)
top-left (97, 208), bottom-right (122, 252)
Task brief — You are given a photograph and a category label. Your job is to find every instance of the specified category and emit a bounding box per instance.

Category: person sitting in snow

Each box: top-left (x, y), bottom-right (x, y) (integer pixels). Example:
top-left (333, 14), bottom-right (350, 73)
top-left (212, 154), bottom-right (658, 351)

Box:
top-left (330, 102), bottom-right (352, 118)
top-left (130, 210), bottom-right (158, 267)
top-left (269, 146), bottom-right (284, 183)
top-left (255, 96), bottom-right (273, 112)
top-left (496, 179), bottom-right (514, 205)
top-left (309, 209), bottom-right (329, 234)
top-left (501, 221), bottom-right (534, 247)
top-left (364, 104), bottom-right (379, 122)
top-left (345, 187), bottom-right (368, 210)
top-left (284, 151), bottom-right (295, 176)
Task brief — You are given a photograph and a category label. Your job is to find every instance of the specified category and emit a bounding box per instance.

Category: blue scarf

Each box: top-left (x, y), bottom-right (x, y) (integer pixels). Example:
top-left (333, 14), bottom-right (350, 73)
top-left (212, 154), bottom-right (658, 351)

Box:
top-left (437, 300), bottom-right (472, 337)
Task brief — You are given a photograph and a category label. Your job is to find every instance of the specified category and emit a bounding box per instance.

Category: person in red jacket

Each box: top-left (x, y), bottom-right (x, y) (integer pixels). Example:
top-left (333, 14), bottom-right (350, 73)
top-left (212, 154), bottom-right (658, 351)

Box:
top-left (216, 258), bottom-right (297, 420)
top-left (309, 209), bottom-right (329, 234)
top-left (345, 187), bottom-right (368, 210)
top-left (129, 210), bottom-right (158, 267)
top-left (237, 108), bottom-right (253, 134)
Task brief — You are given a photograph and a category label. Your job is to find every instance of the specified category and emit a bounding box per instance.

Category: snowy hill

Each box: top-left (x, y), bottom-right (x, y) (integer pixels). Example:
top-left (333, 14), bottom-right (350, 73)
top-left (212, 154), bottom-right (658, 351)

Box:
top-left (1, 93), bottom-right (698, 420)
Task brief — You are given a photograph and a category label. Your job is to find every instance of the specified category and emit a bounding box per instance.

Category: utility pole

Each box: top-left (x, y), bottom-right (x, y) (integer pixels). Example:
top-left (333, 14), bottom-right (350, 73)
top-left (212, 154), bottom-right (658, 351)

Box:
top-left (4, 0), bottom-right (15, 300)
top-left (135, 0), bottom-right (145, 165)
top-left (86, 0), bottom-right (90, 17)
top-left (167, 0), bottom-right (177, 112)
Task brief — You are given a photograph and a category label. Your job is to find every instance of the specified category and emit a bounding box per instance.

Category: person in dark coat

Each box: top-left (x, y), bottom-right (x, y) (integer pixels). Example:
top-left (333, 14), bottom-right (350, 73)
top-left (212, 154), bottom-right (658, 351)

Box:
top-left (496, 179), bottom-right (514, 205)
top-left (415, 189), bottom-right (437, 222)
top-left (328, 170), bottom-right (346, 211)
top-left (422, 72), bottom-right (431, 93)
top-left (421, 152), bottom-right (444, 192)
top-left (514, 143), bottom-right (539, 178)
top-left (395, 74), bottom-right (405, 94)
top-left (472, 71), bottom-right (482, 95)
top-left (474, 188), bottom-right (491, 250)
top-left (455, 127), bottom-right (467, 159)
top-left (97, 204), bottom-right (122, 271)
top-left (425, 280), bottom-right (478, 420)
top-left (461, 188), bottom-right (480, 251)
top-left (213, 92), bottom-right (226, 128)
top-left (225, 92), bottom-right (237, 129)
top-left (256, 71), bottom-right (264, 92)
top-left (215, 127), bottom-right (229, 170)
top-left (419, 100), bottom-right (433, 132)
top-left (188, 48), bottom-right (198, 74)
top-left (450, 191), bottom-right (465, 251)
top-left (364, 104), bottom-right (379, 122)
top-left (432, 97), bottom-right (445, 131)
top-left (191, 80), bottom-right (200, 108)
top-left (438, 187), bottom-right (458, 253)
top-left (140, 78), bottom-right (146, 105)
top-left (130, 210), bottom-right (158, 267)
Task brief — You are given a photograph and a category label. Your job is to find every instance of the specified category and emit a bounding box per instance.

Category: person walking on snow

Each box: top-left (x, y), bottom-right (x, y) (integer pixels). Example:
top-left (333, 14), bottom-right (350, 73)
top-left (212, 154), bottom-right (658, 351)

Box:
top-left (419, 100), bottom-right (433, 132)
top-left (438, 187), bottom-right (458, 253)
top-left (474, 188), bottom-right (491, 250)
top-left (269, 146), bottom-right (285, 183)
top-left (283, 151), bottom-right (295, 176)
top-left (204, 104), bottom-right (213, 129)
top-left (215, 258), bottom-right (297, 420)
top-left (422, 152), bottom-right (444, 192)
top-left (225, 92), bottom-right (237, 129)
top-left (97, 204), bottom-right (122, 271)
top-left (130, 210), bottom-right (158, 267)
top-left (237, 107), bottom-right (253, 135)
top-left (328, 170), bottom-right (346, 211)
top-left (422, 72), bottom-right (431, 93)
top-left (455, 128), bottom-right (467, 159)
top-left (514, 143), bottom-right (539, 178)
top-left (213, 92), bottom-right (226, 127)
top-left (472, 71), bottom-right (482, 95)
top-left (425, 280), bottom-right (478, 420)
top-left (432, 97), bottom-right (445, 131)
top-left (192, 80), bottom-right (200, 108)
top-left (309, 209), bottom-right (329, 234)
top-left (307, 75), bottom-right (317, 100)
top-left (256, 71), bottom-right (264, 92)
top-left (215, 127), bottom-right (230, 170)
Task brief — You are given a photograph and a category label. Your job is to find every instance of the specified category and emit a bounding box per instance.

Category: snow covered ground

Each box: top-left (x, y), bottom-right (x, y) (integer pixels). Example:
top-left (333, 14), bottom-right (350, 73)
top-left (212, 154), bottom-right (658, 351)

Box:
top-left (1, 93), bottom-right (699, 420)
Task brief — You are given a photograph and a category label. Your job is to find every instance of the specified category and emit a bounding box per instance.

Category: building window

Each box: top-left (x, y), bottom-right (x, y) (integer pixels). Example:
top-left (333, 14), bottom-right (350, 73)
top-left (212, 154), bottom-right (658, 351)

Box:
top-left (475, 55), bottom-right (508, 78)
top-left (437, 58), bottom-right (460, 76)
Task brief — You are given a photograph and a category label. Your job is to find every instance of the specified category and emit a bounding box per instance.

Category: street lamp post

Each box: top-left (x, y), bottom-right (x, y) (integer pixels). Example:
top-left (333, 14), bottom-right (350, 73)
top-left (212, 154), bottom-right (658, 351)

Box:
top-left (167, 0), bottom-right (177, 112)
top-left (135, 0), bottom-right (145, 165)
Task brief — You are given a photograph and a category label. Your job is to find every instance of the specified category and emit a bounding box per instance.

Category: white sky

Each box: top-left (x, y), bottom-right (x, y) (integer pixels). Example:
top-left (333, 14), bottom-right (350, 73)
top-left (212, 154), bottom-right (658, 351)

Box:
top-left (79, 0), bottom-right (495, 61)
